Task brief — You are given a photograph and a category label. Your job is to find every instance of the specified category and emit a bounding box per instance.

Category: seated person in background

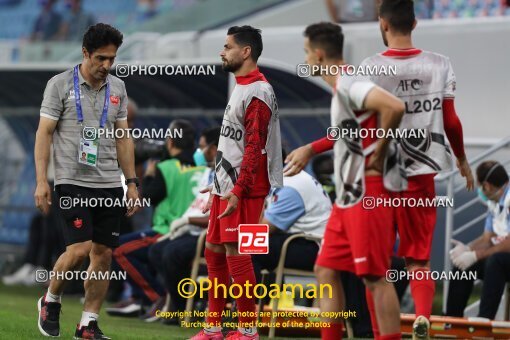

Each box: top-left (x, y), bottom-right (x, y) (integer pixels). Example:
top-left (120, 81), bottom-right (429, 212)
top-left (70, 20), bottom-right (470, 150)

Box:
top-left (447, 160), bottom-right (510, 319)
top-left (146, 127), bottom-right (220, 324)
top-left (252, 158), bottom-right (332, 284)
top-left (108, 120), bottom-right (206, 316)
top-left (311, 153), bottom-right (335, 203)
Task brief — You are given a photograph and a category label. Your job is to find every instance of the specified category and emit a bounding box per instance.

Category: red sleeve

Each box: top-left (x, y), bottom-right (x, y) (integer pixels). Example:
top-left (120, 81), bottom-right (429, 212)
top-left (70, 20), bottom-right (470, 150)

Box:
top-left (311, 136), bottom-right (335, 154)
top-left (443, 98), bottom-right (466, 159)
top-left (231, 98), bottom-right (271, 199)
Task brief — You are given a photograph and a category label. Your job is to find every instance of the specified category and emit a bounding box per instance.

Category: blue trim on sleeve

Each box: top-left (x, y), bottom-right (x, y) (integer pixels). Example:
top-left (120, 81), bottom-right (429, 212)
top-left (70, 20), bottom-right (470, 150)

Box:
top-left (264, 187), bottom-right (306, 231)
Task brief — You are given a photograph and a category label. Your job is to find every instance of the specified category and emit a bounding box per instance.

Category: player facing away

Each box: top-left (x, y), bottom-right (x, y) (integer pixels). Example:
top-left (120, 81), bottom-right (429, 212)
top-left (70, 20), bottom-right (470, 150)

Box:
top-left (191, 26), bottom-right (283, 340)
top-left (287, 22), bottom-right (406, 340)
top-left (359, 1), bottom-right (474, 338)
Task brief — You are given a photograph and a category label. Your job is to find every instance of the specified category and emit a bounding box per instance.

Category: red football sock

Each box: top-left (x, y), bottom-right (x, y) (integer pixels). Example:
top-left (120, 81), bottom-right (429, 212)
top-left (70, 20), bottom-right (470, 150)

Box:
top-left (410, 268), bottom-right (435, 319)
top-left (379, 333), bottom-right (401, 340)
top-left (321, 322), bottom-right (343, 340)
top-left (226, 255), bottom-right (257, 327)
top-left (365, 288), bottom-right (380, 339)
top-left (205, 248), bottom-right (230, 327)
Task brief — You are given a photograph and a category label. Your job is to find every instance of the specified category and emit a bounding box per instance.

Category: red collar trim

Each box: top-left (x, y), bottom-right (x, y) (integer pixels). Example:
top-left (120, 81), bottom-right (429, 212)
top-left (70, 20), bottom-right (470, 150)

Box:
top-left (235, 68), bottom-right (267, 85)
top-left (382, 48), bottom-right (422, 57)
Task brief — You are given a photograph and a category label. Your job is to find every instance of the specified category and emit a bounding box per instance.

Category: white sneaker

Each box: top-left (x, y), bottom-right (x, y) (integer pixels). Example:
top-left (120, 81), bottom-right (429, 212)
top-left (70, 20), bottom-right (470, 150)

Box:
top-left (2, 263), bottom-right (35, 286)
top-left (23, 266), bottom-right (45, 286)
top-left (412, 315), bottom-right (430, 340)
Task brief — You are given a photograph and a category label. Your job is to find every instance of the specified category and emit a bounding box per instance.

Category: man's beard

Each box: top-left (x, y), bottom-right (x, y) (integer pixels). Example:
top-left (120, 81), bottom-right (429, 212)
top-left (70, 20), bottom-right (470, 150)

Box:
top-left (222, 59), bottom-right (242, 73)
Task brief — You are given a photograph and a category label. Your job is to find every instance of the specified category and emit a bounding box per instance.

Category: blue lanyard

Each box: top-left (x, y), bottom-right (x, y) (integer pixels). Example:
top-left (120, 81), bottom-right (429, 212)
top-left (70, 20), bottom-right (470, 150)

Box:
top-left (73, 65), bottom-right (110, 128)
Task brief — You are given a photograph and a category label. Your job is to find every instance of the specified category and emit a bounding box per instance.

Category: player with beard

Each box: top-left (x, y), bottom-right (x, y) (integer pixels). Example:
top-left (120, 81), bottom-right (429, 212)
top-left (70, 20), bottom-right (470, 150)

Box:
top-left (190, 25), bottom-right (283, 340)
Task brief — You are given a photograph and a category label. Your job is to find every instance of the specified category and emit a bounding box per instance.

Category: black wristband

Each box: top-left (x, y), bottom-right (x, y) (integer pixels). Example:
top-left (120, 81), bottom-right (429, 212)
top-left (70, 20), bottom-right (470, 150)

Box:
top-left (125, 177), bottom-right (139, 187)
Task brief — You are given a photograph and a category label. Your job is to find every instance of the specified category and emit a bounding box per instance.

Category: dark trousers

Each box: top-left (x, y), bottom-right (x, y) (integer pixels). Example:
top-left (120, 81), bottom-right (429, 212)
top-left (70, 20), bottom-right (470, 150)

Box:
top-left (148, 233), bottom-right (201, 312)
top-left (251, 232), bottom-right (320, 284)
top-left (112, 229), bottom-right (165, 304)
top-left (25, 186), bottom-right (65, 269)
top-left (25, 212), bottom-right (65, 269)
top-left (446, 252), bottom-right (510, 319)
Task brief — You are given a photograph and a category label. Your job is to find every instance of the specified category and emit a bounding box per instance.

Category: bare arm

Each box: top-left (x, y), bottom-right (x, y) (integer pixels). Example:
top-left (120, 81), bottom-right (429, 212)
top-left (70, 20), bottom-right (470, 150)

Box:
top-left (469, 231), bottom-right (495, 253)
top-left (34, 117), bottom-right (57, 214)
top-left (283, 137), bottom-right (335, 176)
top-left (35, 117), bottom-right (57, 183)
top-left (115, 119), bottom-right (139, 216)
top-left (260, 216), bottom-right (280, 234)
top-left (188, 216), bottom-right (210, 228)
top-left (476, 236), bottom-right (510, 260)
top-left (363, 86), bottom-right (405, 172)
top-left (115, 119), bottom-right (136, 179)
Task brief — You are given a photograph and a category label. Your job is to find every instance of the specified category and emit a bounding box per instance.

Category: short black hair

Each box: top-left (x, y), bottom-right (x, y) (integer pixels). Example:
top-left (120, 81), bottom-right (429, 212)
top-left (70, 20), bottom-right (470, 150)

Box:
top-left (476, 161), bottom-right (509, 187)
top-left (82, 23), bottom-right (123, 54)
top-left (169, 119), bottom-right (195, 151)
top-left (201, 127), bottom-right (221, 147)
top-left (379, 0), bottom-right (415, 35)
top-left (304, 22), bottom-right (344, 59)
top-left (312, 154), bottom-right (334, 177)
top-left (227, 25), bottom-right (263, 62)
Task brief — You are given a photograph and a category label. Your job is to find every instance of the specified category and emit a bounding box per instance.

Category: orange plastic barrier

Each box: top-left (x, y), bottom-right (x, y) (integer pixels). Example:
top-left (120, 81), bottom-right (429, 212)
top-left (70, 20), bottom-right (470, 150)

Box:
top-left (226, 304), bottom-right (510, 338)
top-left (401, 314), bottom-right (510, 339)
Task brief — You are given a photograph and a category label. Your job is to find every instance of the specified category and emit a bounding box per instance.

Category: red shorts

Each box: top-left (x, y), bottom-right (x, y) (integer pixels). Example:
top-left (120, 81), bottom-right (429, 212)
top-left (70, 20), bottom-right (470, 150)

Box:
top-left (396, 174), bottom-right (437, 261)
top-left (315, 176), bottom-right (396, 277)
top-left (206, 194), bottom-right (265, 244)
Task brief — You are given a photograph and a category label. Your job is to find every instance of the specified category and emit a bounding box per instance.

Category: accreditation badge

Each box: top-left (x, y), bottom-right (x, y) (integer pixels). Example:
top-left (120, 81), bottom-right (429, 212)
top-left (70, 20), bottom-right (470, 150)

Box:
top-left (78, 128), bottom-right (99, 167)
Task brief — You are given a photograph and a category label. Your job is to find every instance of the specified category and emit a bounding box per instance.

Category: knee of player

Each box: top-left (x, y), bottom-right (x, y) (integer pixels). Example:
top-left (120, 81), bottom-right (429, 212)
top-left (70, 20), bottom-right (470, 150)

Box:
top-left (68, 242), bottom-right (93, 262)
top-left (362, 275), bottom-right (386, 291)
top-left (205, 241), bottom-right (226, 254)
top-left (224, 242), bottom-right (238, 255)
top-left (90, 244), bottom-right (113, 261)
top-left (314, 265), bottom-right (336, 281)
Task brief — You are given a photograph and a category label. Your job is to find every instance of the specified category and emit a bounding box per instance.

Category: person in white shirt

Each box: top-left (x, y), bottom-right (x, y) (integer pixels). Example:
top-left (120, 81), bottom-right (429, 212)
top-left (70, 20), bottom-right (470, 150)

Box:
top-left (447, 161), bottom-right (510, 319)
top-left (252, 157), bottom-right (332, 283)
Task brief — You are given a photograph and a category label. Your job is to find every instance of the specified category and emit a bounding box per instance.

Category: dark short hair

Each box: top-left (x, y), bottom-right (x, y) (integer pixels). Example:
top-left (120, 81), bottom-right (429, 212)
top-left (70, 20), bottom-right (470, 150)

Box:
top-left (169, 119), bottom-right (195, 151)
top-left (227, 25), bottom-right (263, 62)
top-left (476, 161), bottom-right (509, 187)
top-left (82, 23), bottom-right (123, 54)
top-left (312, 153), bottom-right (334, 177)
top-left (201, 127), bottom-right (221, 147)
top-left (304, 22), bottom-right (344, 59)
top-left (379, 0), bottom-right (415, 35)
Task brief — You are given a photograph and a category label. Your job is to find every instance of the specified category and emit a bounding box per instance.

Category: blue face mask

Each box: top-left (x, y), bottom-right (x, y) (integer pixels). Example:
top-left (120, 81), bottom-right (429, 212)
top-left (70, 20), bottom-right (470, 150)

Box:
top-left (477, 187), bottom-right (489, 202)
top-left (193, 148), bottom-right (207, 167)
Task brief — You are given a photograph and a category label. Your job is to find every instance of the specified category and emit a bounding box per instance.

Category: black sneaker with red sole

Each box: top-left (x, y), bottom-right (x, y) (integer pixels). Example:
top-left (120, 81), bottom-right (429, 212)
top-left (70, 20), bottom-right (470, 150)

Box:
top-left (37, 294), bottom-right (61, 337)
top-left (74, 321), bottom-right (111, 339)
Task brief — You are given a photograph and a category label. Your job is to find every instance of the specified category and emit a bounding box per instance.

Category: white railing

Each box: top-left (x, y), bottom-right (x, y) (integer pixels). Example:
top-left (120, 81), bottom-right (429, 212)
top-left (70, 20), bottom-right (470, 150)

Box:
top-left (437, 136), bottom-right (510, 312)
